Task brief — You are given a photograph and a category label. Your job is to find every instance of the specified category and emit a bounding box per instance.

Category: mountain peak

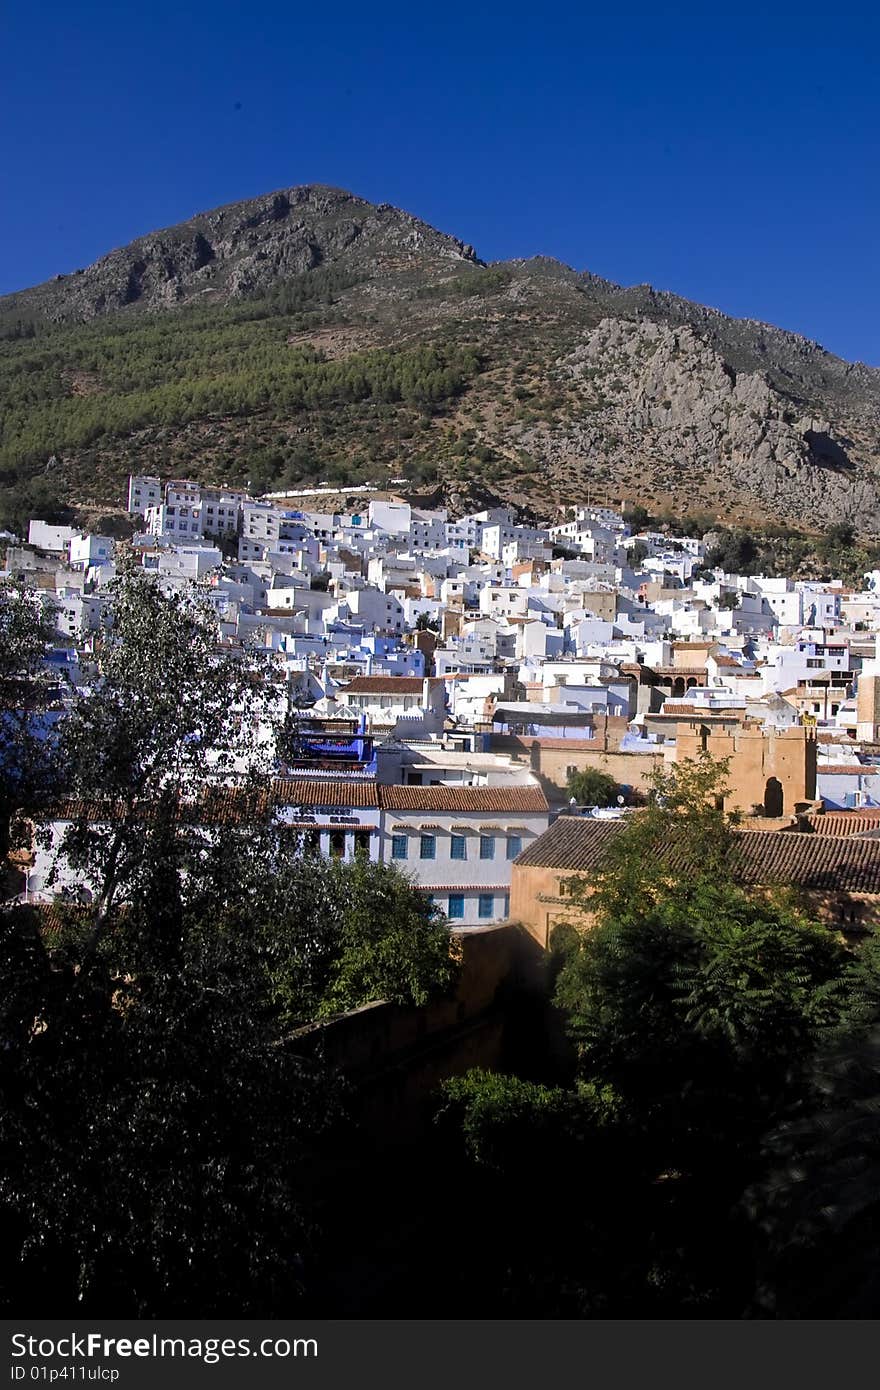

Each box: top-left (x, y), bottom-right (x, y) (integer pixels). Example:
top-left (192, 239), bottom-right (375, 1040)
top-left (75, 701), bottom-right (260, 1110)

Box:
top-left (1, 184), bottom-right (481, 323)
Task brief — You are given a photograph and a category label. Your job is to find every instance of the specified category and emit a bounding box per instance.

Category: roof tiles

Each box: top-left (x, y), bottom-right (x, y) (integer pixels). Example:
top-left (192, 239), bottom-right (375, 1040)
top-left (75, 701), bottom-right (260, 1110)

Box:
top-left (515, 816), bottom-right (880, 893)
top-left (380, 785), bottom-right (549, 813)
top-left (340, 676), bottom-right (443, 695)
top-left (47, 779), bottom-right (548, 823)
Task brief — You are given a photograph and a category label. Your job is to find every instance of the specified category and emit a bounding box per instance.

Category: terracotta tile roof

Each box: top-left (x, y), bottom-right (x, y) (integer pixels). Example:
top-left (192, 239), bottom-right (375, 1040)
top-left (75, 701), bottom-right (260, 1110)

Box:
top-left (380, 785), bottom-right (549, 813)
top-left (3, 902), bottom-right (108, 946)
top-left (515, 817), bottom-right (623, 869)
top-left (340, 676), bottom-right (442, 695)
top-left (515, 816), bottom-right (880, 892)
top-left (45, 780), bottom-right (547, 823)
top-left (729, 832), bottom-right (880, 892)
top-left (416, 884), bottom-right (510, 892)
top-left (804, 811), bottom-right (880, 837)
top-left (272, 779), bottom-right (381, 808)
top-left (51, 779), bottom-right (382, 823)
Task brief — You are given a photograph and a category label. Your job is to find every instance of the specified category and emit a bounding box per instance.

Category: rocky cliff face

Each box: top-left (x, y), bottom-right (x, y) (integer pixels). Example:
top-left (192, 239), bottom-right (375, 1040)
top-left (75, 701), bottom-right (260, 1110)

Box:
top-left (518, 319), bottom-right (880, 527)
top-left (3, 185), bottom-right (479, 322)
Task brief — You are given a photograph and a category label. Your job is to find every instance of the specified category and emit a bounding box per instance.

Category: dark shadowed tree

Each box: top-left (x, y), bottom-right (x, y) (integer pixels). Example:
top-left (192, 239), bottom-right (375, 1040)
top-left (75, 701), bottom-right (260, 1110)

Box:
top-left (746, 1030), bottom-right (880, 1317)
top-left (0, 579), bottom-right (63, 869)
top-left (0, 566), bottom-right (456, 1315)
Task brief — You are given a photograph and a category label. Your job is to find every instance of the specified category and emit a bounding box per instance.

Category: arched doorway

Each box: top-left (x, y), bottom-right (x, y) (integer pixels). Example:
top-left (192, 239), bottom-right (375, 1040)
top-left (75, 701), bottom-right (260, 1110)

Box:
top-left (672, 677), bottom-right (686, 697)
top-left (764, 776), bottom-right (784, 817)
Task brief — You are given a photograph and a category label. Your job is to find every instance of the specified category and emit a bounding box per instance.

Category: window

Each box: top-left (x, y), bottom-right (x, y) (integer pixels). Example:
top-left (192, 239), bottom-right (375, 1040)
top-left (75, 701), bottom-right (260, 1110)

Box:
top-left (448, 894), bottom-right (464, 920)
top-left (166, 507), bottom-right (176, 516)
top-left (391, 834), bottom-right (408, 860)
top-left (506, 835), bottom-right (522, 860)
top-left (354, 830), bottom-right (371, 856)
top-left (329, 830), bottom-right (346, 859)
top-left (420, 834), bottom-right (436, 860)
top-left (178, 521), bottom-right (187, 531)
top-left (479, 835), bottom-right (495, 860)
top-left (478, 894), bottom-right (494, 919)
top-left (450, 834), bottom-right (467, 860)
top-left (502, 894), bottom-right (510, 917)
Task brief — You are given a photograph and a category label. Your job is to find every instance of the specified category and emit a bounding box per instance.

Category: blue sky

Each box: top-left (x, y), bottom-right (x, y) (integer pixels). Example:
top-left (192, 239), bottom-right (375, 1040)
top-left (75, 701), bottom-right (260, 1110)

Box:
top-left (3, 1), bottom-right (878, 363)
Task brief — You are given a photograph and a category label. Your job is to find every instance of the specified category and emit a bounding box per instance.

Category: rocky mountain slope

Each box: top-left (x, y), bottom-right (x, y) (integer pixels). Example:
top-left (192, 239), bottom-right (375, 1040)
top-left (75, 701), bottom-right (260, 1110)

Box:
top-left (2, 185), bottom-right (479, 322)
top-left (1, 184), bottom-right (878, 535)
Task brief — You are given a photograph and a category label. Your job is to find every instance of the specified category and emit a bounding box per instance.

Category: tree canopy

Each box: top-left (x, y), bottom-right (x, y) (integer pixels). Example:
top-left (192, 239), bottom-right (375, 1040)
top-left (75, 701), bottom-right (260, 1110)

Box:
top-left (437, 754), bottom-right (867, 1314)
top-left (565, 766), bottom-right (621, 807)
top-left (0, 565), bottom-right (456, 1314)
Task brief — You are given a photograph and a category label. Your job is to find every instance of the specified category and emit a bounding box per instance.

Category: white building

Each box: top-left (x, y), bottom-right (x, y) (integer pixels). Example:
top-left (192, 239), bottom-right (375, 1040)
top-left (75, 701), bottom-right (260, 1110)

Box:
top-left (368, 499), bottom-right (412, 535)
top-left (27, 521), bottom-right (78, 553)
top-left (380, 783), bottom-right (550, 925)
top-left (68, 534), bottom-right (114, 569)
top-left (331, 675), bottom-right (447, 736)
top-left (127, 475), bottom-right (162, 515)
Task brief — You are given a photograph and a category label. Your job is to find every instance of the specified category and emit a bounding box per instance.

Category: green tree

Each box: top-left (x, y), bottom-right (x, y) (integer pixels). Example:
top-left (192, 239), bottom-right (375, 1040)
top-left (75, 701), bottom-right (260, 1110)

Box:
top-left (0, 579), bottom-right (63, 867)
top-left (623, 504), bottom-right (651, 531)
top-left (566, 766), bottom-right (621, 807)
top-left (0, 567), bottom-right (456, 1315)
top-left (51, 559), bottom-right (282, 946)
top-left (819, 521), bottom-right (856, 556)
top-left (225, 848), bottom-right (458, 1027)
top-left (0, 863), bottom-right (339, 1315)
top-left (555, 757), bottom-right (846, 1113)
top-left (705, 530), bottom-right (759, 575)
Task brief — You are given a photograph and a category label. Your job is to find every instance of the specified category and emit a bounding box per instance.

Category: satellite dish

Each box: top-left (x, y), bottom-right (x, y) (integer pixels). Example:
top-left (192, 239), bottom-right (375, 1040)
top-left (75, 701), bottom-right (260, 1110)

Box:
top-left (617, 795), bottom-right (625, 805)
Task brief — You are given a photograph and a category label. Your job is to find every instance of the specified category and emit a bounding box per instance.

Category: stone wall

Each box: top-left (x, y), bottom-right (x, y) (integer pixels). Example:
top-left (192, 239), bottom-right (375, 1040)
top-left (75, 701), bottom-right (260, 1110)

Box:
top-left (509, 865), bottom-right (593, 947)
top-left (492, 732), bottom-right (663, 803)
top-left (510, 859), bottom-right (880, 950)
top-left (288, 923), bottom-right (519, 1139)
top-left (675, 723), bottom-right (817, 815)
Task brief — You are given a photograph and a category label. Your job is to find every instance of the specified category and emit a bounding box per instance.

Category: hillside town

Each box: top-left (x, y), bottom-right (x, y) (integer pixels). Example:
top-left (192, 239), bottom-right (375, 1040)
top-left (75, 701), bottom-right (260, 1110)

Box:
top-left (7, 472), bottom-right (880, 939)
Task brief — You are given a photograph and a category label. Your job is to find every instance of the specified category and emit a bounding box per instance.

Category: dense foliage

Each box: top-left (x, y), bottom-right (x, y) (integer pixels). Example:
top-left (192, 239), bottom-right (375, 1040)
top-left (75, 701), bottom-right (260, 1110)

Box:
top-left (0, 300), bottom-right (480, 483)
top-left (565, 767), bottom-right (621, 807)
top-left (0, 569), bottom-right (456, 1314)
top-left (437, 755), bottom-right (880, 1316)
